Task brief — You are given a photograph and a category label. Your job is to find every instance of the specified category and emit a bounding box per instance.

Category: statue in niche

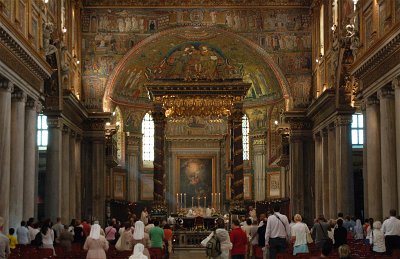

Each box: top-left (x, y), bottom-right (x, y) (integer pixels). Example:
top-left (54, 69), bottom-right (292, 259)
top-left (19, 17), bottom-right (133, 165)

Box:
top-left (43, 22), bottom-right (57, 56)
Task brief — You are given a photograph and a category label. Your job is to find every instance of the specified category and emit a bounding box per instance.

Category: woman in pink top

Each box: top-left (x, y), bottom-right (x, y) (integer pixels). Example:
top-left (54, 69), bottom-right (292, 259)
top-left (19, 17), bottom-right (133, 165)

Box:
top-left (104, 221), bottom-right (117, 244)
top-left (83, 224), bottom-right (109, 259)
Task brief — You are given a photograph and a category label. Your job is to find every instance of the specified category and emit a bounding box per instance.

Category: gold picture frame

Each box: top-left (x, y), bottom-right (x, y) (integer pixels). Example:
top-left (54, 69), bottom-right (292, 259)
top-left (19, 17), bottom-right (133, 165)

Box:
top-left (176, 154), bottom-right (216, 206)
top-left (141, 174), bottom-right (154, 200)
top-left (267, 171), bottom-right (281, 198)
top-left (113, 173), bottom-right (126, 200)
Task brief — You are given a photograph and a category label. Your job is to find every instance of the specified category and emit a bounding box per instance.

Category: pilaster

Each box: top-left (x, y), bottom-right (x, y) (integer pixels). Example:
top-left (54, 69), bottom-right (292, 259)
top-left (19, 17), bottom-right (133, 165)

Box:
top-left (253, 136), bottom-right (266, 201)
top-left (321, 128), bottom-right (329, 218)
top-left (69, 130), bottom-right (76, 220)
top-left (328, 123), bottom-right (337, 218)
top-left (61, 126), bottom-right (70, 223)
top-left (314, 133), bottom-right (323, 216)
top-left (126, 134), bottom-right (141, 202)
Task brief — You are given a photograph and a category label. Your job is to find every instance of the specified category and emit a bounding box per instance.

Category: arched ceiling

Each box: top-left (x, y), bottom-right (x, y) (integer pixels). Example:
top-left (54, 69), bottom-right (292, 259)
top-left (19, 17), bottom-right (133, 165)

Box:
top-left (104, 26), bottom-right (290, 111)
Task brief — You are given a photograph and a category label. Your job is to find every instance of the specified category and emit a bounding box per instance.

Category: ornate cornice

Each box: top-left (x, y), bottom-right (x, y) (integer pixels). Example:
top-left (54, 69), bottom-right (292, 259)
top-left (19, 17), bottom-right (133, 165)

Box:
top-left (83, 0), bottom-right (311, 7)
top-left (334, 116), bottom-right (352, 127)
top-left (0, 16), bottom-right (52, 81)
top-left (367, 95), bottom-right (379, 106)
top-left (378, 86), bottom-right (395, 99)
top-left (352, 29), bottom-right (400, 80)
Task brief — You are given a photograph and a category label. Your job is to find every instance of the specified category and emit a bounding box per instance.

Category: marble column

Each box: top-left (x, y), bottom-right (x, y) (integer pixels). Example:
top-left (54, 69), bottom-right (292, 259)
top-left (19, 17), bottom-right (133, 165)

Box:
top-left (328, 124), bottom-right (337, 218)
top-left (9, 90), bottom-right (26, 229)
top-left (314, 133), bottom-right (323, 216)
top-left (23, 99), bottom-right (39, 220)
top-left (69, 131), bottom-right (76, 220)
top-left (335, 115), bottom-right (354, 215)
top-left (394, 78), bottom-right (400, 211)
top-left (92, 139), bottom-right (105, 223)
top-left (152, 105), bottom-right (166, 202)
top-left (61, 126), bottom-right (70, 223)
top-left (378, 87), bottom-right (397, 214)
top-left (230, 103), bottom-right (244, 200)
top-left (253, 138), bottom-right (266, 201)
top-left (366, 95), bottom-right (382, 220)
top-left (361, 103), bottom-right (368, 216)
top-left (45, 117), bottom-right (62, 221)
top-left (289, 134), bottom-right (304, 216)
top-left (126, 135), bottom-right (140, 202)
top-left (0, 81), bottom-right (13, 231)
top-left (321, 129), bottom-right (329, 217)
top-left (75, 135), bottom-right (82, 219)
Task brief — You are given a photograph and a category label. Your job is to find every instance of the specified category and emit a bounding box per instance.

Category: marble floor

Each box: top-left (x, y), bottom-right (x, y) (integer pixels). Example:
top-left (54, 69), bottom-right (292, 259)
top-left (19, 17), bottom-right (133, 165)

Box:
top-left (170, 249), bottom-right (207, 259)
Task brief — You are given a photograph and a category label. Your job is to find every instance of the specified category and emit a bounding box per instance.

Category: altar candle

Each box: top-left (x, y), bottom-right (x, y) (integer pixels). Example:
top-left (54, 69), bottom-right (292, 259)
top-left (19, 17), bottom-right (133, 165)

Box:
top-left (197, 197), bottom-right (200, 208)
top-left (176, 193), bottom-right (179, 210)
top-left (204, 197), bottom-right (207, 208)
top-left (180, 193), bottom-right (183, 208)
top-left (184, 193), bottom-right (187, 209)
top-left (211, 193), bottom-right (214, 208)
top-left (192, 197), bottom-right (194, 208)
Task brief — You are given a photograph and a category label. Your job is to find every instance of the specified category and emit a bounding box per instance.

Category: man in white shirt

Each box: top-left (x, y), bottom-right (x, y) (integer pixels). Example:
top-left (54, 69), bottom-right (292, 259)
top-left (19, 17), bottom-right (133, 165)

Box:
top-left (264, 204), bottom-right (291, 259)
top-left (16, 221), bottom-right (30, 245)
top-left (382, 209), bottom-right (400, 255)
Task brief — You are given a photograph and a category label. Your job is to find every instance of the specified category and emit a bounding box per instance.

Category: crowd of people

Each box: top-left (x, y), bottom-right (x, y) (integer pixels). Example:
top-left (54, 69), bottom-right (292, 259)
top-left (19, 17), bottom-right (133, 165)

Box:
top-left (198, 206), bottom-right (400, 259)
top-left (1, 206), bottom-right (400, 259)
top-left (0, 209), bottom-right (173, 259)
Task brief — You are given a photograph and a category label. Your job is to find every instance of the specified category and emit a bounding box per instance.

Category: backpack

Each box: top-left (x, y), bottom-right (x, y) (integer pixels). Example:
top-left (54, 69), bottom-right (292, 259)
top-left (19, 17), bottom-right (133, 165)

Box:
top-left (33, 232), bottom-right (43, 246)
top-left (206, 231), bottom-right (221, 258)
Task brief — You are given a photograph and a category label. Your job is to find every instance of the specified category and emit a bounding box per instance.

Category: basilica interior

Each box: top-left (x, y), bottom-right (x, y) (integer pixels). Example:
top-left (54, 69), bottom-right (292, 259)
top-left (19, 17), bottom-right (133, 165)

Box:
top-left (0, 0), bottom-right (399, 242)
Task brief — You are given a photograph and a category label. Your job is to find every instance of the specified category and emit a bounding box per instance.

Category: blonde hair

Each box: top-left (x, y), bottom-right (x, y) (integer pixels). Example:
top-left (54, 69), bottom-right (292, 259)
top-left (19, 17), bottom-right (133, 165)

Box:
top-left (294, 214), bottom-right (302, 222)
top-left (338, 244), bottom-right (350, 258)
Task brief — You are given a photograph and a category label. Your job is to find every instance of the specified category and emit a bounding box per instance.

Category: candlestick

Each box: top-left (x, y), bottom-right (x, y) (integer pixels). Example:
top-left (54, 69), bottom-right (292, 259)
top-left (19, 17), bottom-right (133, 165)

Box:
top-left (180, 193), bottom-right (183, 209)
top-left (184, 193), bottom-right (187, 209)
top-left (197, 197), bottom-right (200, 208)
top-left (211, 193), bottom-right (214, 208)
top-left (176, 193), bottom-right (179, 211)
top-left (204, 197), bottom-right (207, 208)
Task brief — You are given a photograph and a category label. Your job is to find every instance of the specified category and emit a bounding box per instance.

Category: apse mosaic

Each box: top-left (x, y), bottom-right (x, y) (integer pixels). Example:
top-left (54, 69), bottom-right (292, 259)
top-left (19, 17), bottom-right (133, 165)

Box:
top-left (81, 7), bottom-right (312, 110)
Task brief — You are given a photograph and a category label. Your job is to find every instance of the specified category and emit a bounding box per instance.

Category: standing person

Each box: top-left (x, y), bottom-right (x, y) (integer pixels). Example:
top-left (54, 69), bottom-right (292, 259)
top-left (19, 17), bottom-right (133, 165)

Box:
top-left (149, 221), bottom-right (164, 249)
top-left (353, 219), bottom-right (364, 240)
top-left (264, 204), bottom-right (291, 259)
top-left (257, 214), bottom-right (268, 259)
top-left (116, 221), bottom-right (134, 251)
top-left (229, 219), bottom-right (248, 259)
top-left (248, 206), bottom-right (257, 222)
top-left (382, 209), bottom-right (400, 255)
top-left (367, 221), bottom-right (386, 255)
top-left (0, 217), bottom-right (10, 259)
top-left (249, 220), bottom-right (259, 258)
top-left (163, 224), bottom-right (173, 257)
top-left (334, 219), bottom-right (347, 248)
top-left (40, 219), bottom-right (55, 254)
top-left (59, 225), bottom-right (74, 253)
top-left (132, 221), bottom-right (150, 258)
top-left (291, 214), bottom-right (310, 255)
top-left (311, 215), bottom-right (330, 250)
top-left (16, 221), bottom-right (30, 245)
top-left (83, 224), bottom-right (109, 259)
top-left (201, 218), bottom-right (232, 259)
top-left (52, 217), bottom-right (64, 243)
top-left (7, 228), bottom-right (17, 250)
top-left (104, 220), bottom-right (117, 245)
top-left (141, 208), bottom-right (149, 226)
top-left (129, 243), bottom-right (148, 259)
top-left (74, 220), bottom-right (85, 244)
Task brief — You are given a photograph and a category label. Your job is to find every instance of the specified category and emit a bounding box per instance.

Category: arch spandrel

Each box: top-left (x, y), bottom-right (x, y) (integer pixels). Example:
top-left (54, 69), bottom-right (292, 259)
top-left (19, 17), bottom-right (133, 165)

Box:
top-left (103, 26), bottom-right (291, 112)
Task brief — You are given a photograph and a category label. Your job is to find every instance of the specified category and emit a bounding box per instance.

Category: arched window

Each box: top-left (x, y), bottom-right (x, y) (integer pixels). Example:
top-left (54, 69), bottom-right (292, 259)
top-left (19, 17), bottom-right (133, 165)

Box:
top-left (37, 114), bottom-right (48, 150)
top-left (242, 114), bottom-right (250, 160)
top-left (142, 112), bottom-right (154, 162)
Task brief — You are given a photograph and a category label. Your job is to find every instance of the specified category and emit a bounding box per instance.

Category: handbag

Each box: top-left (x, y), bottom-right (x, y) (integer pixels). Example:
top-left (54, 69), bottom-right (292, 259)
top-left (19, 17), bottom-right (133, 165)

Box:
top-left (306, 224), bottom-right (313, 243)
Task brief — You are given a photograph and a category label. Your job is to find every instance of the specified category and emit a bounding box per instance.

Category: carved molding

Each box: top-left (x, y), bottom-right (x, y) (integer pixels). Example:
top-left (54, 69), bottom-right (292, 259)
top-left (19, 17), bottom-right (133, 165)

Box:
top-left (367, 95), bottom-right (380, 106)
top-left (0, 20), bottom-right (52, 80)
top-left (353, 32), bottom-right (400, 80)
top-left (47, 117), bottom-right (62, 128)
top-left (335, 116), bottom-right (352, 127)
